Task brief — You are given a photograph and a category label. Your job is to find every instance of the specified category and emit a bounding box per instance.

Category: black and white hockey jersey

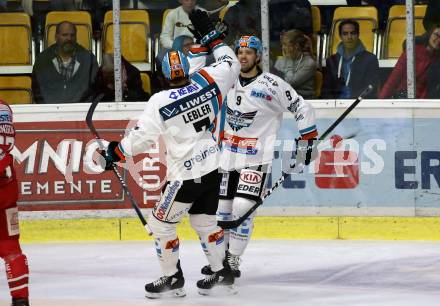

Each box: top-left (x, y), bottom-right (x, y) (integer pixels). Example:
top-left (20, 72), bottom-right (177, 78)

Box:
top-left (118, 44), bottom-right (240, 180)
top-left (219, 71), bottom-right (317, 171)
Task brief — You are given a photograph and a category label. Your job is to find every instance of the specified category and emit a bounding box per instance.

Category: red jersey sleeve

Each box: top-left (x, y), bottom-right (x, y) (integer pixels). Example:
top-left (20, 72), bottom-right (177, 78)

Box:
top-left (0, 100), bottom-right (15, 172)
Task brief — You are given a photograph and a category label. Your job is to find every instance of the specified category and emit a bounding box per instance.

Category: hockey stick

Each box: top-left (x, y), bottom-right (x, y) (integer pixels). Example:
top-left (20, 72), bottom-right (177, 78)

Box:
top-left (218, 85), bottom-right (373, 229)
top-left (206, 1), bottom-right (229, 15)
top-left (86, 98), bottom-right (153, 236)
top-left (176, 1), bottom-right (229, 31)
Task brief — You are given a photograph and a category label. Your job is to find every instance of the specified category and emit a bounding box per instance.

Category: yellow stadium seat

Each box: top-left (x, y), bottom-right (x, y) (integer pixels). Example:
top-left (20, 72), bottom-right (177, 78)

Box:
top-left (311, 6), bottom-right (322, 60)
top-left (382, 5), bottom-right (427, 59)
top-left (314, 70), bottom-right (323, 98)
top-left (102, 10), bottom-right (150, 66)
top-left (162, 9), bottom-right (171, 26)
top-left (312, 6), bottom-right (321, 36)
top-left (140, 72), bottom-right (151, 95)
top-left (0, 12), bottom-right (32, 65)
top-left (0, 76), bottom-right (32, 104)
top-left (328, 6), bottom-right (378, 56)
top-left (388, 4), bottom-right (427, 19)
top-left (45, 11), bottom-right (93, 50)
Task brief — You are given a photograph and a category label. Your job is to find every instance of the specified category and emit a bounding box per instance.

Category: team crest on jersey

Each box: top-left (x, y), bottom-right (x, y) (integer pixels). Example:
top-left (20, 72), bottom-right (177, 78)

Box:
top-left (250, 89), bottom-right (272, 101)
top-left (226, 107), bottom-right (257, 131)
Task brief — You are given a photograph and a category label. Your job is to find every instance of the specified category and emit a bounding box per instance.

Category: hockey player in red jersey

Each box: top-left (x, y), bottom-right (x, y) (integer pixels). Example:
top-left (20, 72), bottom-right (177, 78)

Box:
top-left (0, 99), bottom-right (30, 306)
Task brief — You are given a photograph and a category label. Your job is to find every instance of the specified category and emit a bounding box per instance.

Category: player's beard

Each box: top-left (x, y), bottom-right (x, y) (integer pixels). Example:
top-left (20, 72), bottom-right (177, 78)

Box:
top-left (240, 61), bottom-right (258, 74)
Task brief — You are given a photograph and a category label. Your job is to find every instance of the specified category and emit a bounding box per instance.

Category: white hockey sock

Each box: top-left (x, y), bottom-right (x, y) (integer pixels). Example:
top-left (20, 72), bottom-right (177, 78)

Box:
top-left (217, 199), bottom-right (233, 246)
top-left (147, 214), bottom-right (180, 276)
top-left (190, 214), bottom-right (225, 272)
top-left (228, 197), bottom-right (257, 256)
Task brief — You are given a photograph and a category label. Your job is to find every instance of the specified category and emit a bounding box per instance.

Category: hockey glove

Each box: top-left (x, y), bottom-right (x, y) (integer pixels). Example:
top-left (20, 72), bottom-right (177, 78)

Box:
top-left (295, 138), bottom-right (319, 166)
top-left (100, 141), bottom-right (125, 170)
top-left (214, 20), bottom-right (229, 40)
top-left (189, 9), bottom-right (224, 49)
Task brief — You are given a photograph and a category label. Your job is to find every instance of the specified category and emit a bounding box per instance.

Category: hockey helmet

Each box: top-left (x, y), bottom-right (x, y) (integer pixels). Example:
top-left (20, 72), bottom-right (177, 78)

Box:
top-left (235, 35), bottom-right (262, 56)
top-left (162, 50), bottom-right (190, 81)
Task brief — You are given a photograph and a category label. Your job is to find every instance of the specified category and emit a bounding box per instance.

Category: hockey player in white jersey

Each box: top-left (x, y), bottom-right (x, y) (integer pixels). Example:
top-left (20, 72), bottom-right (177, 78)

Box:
top-left (201, 35), bottom-right (318, 278)
top-left (102, 10), bottom-right (240, 298)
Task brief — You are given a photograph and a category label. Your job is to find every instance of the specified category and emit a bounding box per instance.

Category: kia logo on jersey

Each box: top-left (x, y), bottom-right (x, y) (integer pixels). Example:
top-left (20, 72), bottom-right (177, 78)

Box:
top-left (240, 172), bottom-right (262, 184)
top-left (315, 136), bottom-right (359, 188)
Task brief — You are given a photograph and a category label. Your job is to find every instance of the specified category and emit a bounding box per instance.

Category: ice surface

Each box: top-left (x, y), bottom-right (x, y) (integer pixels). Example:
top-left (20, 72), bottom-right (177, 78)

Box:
top-left (1, 240), bottom-right (440, 306)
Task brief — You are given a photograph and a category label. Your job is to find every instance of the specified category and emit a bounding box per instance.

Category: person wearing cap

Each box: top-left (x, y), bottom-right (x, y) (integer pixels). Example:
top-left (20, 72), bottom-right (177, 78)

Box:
top-left (101, 10), bottom-right (240, 298)
top-left (200, 35), bottom-right (318, 279)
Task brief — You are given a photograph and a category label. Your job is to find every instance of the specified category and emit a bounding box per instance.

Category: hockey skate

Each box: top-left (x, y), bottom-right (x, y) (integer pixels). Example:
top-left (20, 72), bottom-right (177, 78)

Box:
top-left (145, 261), bottom-right (186, 299)
top-left (201, 251), bottom-right (241, 278)
top-left (197, 258), bottom-right (237, 296)
top-left (11, 298), bottom-right (29, 306)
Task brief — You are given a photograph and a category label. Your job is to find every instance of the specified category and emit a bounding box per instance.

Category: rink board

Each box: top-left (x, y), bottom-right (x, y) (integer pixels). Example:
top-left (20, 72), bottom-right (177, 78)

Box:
top-left (18, 216), bottom-right (440, 242)
top-left (10, 101), bottom-right (440, 241)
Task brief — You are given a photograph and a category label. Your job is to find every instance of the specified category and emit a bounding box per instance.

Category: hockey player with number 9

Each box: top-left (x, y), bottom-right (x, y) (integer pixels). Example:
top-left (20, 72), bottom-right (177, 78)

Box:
top-left (0, 99), bottom-right (30, 306)
top-left (201, 35), bottom-right (318, 278)
top-left (102, 10), bottom-right (240, 298)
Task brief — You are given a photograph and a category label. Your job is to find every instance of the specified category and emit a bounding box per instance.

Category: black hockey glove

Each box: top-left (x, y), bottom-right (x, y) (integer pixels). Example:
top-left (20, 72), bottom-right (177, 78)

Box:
top-left (295, 138), bottom-right (319, 166)
top-left (189, 9), bottom-right (214, 41)
top-left (189, 9), bottom-right (224, 48)
top-left (100, 141), bottom-right (124, 170)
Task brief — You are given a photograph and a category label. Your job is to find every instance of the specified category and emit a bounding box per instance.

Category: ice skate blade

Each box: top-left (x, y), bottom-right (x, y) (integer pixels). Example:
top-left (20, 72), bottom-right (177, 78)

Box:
top-left (198, 285), bottom-right (238, 296)
top-left (145, 288), bottom-right (186, 299)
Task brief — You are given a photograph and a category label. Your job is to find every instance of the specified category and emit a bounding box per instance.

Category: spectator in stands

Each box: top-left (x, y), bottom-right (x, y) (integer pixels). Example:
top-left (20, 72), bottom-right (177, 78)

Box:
top-left (32, 21), bottom-right (98, 104)
top-left (160, 0), bottom-right (199, 50)
top-left (269, 0), bottom-right (313, 40)
top-left (427, 57), bottom-right (440, 98)
top-left (223, 0), bottom-right (312, 55)
top-left (274, 29), bottom-right (316, 99)
top-left (410, 0), bottom-right (440, 46)
top-left (423, 0), bottom-right (440, 32)
top-left (380, 26), bottom-right (440, 99)
top-left (86, 53), bottom-right (150, 102)
top-left (222, 0), bottom-right (261, 47)
top-left (0, 0), bottom-right (6, 10)
top-left (322, 19), bottom-right (379, 99)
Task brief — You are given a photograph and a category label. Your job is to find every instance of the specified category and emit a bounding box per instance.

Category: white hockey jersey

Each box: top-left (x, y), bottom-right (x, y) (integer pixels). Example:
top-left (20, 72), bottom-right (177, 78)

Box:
top-left (219, 71), bottom-right (317, 171)
top-left (119, 44), bottom-right (240, 181)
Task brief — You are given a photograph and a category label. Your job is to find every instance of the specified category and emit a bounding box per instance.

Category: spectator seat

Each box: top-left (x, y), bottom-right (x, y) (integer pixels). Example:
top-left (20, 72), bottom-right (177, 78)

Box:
top-left (314, 70), bottom-right (323, 98)
top-left (162, 9), bottom-right (171, 26)
top-left (140, 72), bottom-right (151, 95)
top-left (0, 75), bottom-right (32, 104)
top-left (311, 6), bottom-right (323, 64)
top-left (102, 10), bottom-right (151, 70)
top-left (0, 12), bottom-right (32, 65)
top-left (382, 5), bottom-right (427, 59)
top-left (327, 6), bottom-right (379, 57)
top-left (45, 11), bottom-right (93, 51)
